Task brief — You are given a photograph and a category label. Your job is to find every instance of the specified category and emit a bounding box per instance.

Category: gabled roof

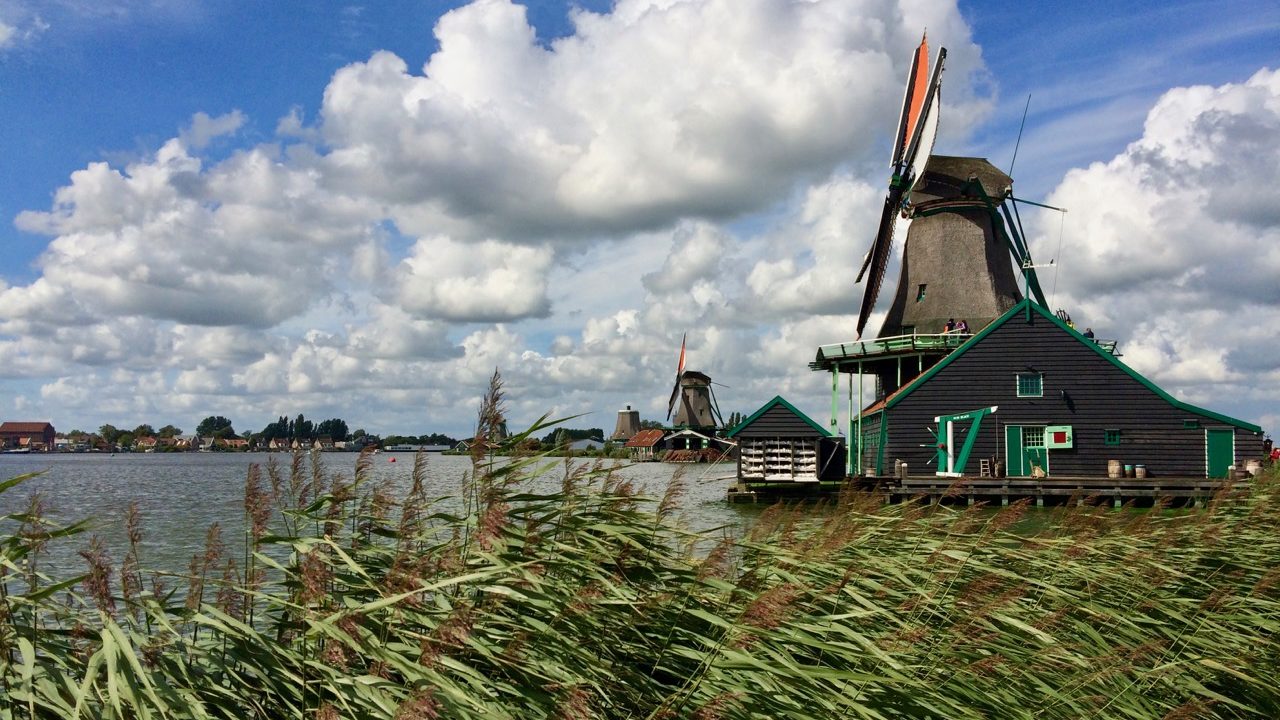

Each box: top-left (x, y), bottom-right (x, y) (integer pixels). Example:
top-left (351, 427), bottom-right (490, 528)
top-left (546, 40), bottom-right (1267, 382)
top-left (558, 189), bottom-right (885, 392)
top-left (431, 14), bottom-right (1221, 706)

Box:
top-left (883, 299), bottom-right (1262, 432)
top-left (0, 422), bottom-right (54, 433)
top-left (725, 395), bottom-right (831, 439)
top-left (624, 429), bottom-right (666, 448)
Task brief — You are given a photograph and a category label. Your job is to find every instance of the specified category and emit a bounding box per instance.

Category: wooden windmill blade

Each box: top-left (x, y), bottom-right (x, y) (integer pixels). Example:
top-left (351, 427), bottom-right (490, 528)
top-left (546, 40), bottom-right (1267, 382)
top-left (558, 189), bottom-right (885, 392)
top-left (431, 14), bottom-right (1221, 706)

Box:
top-left (901, 48), bottom-right (946, 196)
top-left (666, 334), bottom-right (686, 421)
top-left (855, 38), bottom-right (946, 338)
top-left (855, 189), bottom-right (904, 337)
top-left (707, 383), bottom-right (725, 428)
top-left (891, 34), bottom-right (930, 168)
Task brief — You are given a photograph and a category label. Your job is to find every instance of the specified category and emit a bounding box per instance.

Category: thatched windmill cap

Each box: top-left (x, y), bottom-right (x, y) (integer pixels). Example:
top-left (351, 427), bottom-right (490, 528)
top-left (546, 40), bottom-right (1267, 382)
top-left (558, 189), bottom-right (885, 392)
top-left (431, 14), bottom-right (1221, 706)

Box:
top-left (910, 156), bottom-right (1012, 206)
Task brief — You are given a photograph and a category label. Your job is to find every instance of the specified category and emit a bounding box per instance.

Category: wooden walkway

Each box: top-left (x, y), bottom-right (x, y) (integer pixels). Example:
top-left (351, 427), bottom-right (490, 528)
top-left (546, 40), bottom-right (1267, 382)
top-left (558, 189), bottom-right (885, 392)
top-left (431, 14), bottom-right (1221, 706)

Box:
top-left (893, 475), bottom-right (1248, 507)
top-left (727, 475), bottom-right (1250, 505)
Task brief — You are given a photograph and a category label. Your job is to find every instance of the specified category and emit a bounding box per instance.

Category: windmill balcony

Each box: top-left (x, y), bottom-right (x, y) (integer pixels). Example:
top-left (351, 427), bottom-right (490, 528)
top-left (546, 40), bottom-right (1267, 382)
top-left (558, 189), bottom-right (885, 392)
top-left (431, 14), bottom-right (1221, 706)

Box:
top-left (809, 332), bottom-right (970, 371)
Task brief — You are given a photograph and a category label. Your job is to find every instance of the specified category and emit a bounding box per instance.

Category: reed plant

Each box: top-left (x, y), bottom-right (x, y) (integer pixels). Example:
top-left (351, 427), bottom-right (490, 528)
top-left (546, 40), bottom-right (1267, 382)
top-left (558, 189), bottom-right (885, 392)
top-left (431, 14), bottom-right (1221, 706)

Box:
top-left (1, 373), bottom-right (1278, 718)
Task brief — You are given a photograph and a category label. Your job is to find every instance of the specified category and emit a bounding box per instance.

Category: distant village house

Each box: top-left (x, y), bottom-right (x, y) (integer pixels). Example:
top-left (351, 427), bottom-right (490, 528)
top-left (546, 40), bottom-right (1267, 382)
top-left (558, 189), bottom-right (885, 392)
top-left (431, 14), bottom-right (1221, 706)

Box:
top-left (0, 422), bottom-right (56, 452)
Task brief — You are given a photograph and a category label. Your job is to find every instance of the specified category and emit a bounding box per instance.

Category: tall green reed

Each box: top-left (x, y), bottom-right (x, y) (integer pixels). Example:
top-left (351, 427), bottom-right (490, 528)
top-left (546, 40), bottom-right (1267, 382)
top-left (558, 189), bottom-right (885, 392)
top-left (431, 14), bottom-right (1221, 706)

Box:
top-left (1, 375), bottom-right (1278, 718)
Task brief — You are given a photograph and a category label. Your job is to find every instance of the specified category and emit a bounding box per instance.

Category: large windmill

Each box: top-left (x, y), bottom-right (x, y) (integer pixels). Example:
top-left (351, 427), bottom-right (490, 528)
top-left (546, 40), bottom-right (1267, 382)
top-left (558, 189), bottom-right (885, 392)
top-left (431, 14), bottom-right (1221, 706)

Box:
top-left (810, 34), bottom-right (1055, 475)
top-left (854, 34), bottom-right (1047, 341)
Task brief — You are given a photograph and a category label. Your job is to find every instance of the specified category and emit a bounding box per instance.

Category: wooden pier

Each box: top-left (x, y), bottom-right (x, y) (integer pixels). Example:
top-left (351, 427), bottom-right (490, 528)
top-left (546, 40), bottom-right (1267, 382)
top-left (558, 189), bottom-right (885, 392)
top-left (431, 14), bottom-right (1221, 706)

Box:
top-left (728, 475), bottom-right (1251, 506)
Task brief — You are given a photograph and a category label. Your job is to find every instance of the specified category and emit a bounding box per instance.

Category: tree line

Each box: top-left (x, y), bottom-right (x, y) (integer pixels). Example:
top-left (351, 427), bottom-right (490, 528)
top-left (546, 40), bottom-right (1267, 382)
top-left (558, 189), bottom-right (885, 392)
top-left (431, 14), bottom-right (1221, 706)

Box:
top-left (65, 414), bottom-right (459, 451)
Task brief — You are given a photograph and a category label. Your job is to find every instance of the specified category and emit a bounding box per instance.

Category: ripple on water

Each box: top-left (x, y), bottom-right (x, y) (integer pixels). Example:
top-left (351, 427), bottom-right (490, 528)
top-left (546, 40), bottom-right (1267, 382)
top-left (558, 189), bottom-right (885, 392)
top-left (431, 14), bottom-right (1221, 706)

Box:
top-left (0, 453), bottom-right (758, 577)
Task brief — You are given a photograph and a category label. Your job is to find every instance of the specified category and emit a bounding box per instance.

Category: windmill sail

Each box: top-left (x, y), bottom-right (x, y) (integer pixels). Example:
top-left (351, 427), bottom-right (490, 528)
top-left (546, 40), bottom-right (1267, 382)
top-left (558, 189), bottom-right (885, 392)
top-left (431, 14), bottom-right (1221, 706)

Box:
top-left (666, 334), bottom-right (686, 421)
top-left (892, 34), bottom-right (930, 167)
top-left (901, 48), bottom-right (945, 196)
top-left (854, 39), bottom-right (946, 339)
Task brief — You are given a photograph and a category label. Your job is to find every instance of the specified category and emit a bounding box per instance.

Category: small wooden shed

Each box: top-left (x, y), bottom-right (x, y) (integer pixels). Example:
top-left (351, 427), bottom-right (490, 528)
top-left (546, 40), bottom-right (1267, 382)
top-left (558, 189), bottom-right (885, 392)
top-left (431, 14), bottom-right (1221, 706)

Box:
top-left (726, 396), bottom-right (845, 482)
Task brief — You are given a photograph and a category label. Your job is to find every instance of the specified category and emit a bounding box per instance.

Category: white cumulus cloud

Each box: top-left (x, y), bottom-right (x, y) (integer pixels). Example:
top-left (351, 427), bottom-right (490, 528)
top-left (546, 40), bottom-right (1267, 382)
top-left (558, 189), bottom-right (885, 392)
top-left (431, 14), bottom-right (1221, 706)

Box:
top-left (1031, 67), bottom-right (1280, 413)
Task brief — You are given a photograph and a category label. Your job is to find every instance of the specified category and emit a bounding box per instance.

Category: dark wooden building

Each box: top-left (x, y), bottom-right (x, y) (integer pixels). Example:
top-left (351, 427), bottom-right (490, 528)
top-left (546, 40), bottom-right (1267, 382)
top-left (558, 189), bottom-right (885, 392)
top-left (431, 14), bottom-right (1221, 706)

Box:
top-left (0, 421), bottom-right (56, 451)
top-left (727, 396), bottom-right (845, 483)
top-left (855, 300), bottom-right (1263, 478)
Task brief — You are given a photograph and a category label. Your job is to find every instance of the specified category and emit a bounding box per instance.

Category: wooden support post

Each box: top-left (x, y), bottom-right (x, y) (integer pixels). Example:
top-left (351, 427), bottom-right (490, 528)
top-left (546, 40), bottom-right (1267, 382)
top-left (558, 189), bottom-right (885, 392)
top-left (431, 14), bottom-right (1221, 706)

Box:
top-left (829, 366), bottom-right (839, 434)
top-left (1036, 494), bottom-right (1044, 508)
top-left (846, 371), bottom-right (854, 477)
top-left (855, 361), bottom-right (864, 476)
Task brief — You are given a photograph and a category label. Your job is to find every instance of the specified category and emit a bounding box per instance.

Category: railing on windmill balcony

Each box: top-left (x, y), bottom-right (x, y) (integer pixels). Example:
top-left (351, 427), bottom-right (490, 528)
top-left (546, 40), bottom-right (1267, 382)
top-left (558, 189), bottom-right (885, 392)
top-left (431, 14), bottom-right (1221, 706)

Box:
top-left (813, 332), bottom-right (972, 366)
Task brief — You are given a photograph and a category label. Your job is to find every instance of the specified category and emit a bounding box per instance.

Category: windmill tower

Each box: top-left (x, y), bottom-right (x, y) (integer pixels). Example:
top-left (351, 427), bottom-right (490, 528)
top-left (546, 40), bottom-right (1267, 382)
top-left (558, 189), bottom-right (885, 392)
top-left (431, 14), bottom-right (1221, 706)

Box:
top-left (611, 405), bottom-right (641, 442)
top-left (854, 35), bottom-right (1046, 344)
top-left (665, 335), bottom-right (724, 432)
top-left (876, 155), bottom-right (1025, 336)
top-left (670, 371), bottom-right (720, 428)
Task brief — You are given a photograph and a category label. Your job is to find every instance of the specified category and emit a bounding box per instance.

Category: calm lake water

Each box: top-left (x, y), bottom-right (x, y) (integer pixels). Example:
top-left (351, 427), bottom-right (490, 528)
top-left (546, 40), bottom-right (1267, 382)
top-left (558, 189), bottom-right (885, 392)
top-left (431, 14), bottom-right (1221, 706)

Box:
top-left (0, 452), bottom-right (757, 577)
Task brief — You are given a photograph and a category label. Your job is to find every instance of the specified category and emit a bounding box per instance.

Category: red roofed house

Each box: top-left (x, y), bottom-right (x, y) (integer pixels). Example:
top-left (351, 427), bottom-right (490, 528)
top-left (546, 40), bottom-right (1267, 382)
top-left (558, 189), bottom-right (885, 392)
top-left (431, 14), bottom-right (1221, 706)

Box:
top-left (0, 422), bottom-right (56, 452)
top-left (623, 428), bottom-right (667, 462)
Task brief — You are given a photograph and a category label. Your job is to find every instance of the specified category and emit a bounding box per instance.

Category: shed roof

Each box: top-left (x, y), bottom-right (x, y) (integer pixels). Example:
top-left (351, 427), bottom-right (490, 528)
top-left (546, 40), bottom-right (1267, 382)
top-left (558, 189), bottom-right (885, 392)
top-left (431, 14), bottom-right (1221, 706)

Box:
top-left (882, 299), bottom-right (1261, 432)
top-left (624, 429), bottom-right (666, 448)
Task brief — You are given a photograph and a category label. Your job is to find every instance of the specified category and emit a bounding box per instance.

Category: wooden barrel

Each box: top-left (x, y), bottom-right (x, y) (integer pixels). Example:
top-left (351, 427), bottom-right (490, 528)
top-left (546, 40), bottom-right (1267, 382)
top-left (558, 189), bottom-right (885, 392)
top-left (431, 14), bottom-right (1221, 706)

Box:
top-left (1124, 464), bottom-right (1135, 478)
top-left (1135, 464), bottom-right (1147, 479)
top-left (1107, 459), bottom-right (1122, 478)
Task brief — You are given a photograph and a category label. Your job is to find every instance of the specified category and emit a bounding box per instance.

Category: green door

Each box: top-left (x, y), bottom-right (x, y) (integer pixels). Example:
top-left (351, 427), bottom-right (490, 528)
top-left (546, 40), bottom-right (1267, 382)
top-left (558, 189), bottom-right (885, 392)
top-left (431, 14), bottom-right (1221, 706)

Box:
top-left (1023, 426), bottom-right (1049, 476)
top-left (1005, 425), bottom-right (1022, 476)
top-left (1206, 429), bottom-right (1234, 478)
top-left (1006, 425), bottom-right (1048, 477)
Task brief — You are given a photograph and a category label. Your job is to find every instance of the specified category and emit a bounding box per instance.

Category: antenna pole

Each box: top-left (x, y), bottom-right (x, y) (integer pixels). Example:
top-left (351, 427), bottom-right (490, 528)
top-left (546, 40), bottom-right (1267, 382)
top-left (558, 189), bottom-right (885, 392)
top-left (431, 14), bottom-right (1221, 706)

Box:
top-left (1009, 93), bottom-right (1031, 177)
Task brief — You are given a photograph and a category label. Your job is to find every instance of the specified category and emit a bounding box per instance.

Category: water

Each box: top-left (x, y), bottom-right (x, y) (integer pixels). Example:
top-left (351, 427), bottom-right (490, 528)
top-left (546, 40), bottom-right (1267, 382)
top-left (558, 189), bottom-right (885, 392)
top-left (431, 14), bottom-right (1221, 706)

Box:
top-left (0, 452), bottom-right (757, 577)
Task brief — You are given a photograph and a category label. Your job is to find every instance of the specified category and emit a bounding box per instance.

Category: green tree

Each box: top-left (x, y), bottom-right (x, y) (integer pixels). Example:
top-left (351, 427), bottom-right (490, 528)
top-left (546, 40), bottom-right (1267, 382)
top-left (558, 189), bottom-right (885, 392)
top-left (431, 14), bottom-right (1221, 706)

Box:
top-left (315, 418), bottom-right (349, 441)
top-left (116, 432), bottom-right (135, 449)
top-left (99, 424), bottom-right (121, 444)
top-left (132, 424), bottom-right (156, 438)
top-left (157, 425), bottom-right (182, 438)
top-left (541, 428), bottom-right (605, 446)
top-left (196, 416), bottom-right (236, 438)
top-left (261, 416), bottom-right (289, 441)
top-left (291, 414), bottom-right (313, 441)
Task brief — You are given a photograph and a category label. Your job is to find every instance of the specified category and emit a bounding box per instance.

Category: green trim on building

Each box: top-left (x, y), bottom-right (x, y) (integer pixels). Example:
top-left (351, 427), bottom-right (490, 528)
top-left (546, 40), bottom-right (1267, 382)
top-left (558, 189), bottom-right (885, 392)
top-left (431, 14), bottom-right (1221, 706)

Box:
top-left (724, 395), bottom-right (832, 439)
top-left (883, 299), bottom-right (1262, 433)
top-left (876, 417), bottom-right (888, 475)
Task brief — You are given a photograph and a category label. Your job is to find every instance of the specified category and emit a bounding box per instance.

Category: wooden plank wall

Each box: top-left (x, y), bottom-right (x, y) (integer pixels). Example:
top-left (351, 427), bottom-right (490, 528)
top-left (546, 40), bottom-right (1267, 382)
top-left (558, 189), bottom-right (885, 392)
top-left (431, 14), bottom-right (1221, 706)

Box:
top-left (882, 311), bottom-right (1263, 478)
top-left (734, 405), bottom-right (821, 437)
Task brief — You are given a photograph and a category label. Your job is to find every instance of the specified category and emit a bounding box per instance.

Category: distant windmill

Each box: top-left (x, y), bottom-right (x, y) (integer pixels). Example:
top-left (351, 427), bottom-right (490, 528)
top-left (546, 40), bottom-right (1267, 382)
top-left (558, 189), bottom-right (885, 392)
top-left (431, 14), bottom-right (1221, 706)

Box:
top-left (854, 34), bottom-right (1047, 340)
top-left (665, 335), bottom-right (724, 430)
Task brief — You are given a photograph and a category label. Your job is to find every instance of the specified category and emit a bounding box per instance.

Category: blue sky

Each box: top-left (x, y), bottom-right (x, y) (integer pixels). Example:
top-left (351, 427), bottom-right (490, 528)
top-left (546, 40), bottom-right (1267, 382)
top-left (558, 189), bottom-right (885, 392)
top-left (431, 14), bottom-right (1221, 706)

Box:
top-left (0, 0), bottom-right (1277, 439)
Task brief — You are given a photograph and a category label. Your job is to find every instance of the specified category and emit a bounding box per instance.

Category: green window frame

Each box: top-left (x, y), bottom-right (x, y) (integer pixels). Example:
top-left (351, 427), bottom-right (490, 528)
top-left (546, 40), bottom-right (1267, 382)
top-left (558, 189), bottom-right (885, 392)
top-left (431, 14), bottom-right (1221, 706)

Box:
top-left (1183, 419), bottom-right (1200, 429)
top-left (1104, 428), bottom-right (1121, 446)
top-left (916, 284), bottom-right (927, 302)
top-left (1016, 373), bottom-right (1043, 398)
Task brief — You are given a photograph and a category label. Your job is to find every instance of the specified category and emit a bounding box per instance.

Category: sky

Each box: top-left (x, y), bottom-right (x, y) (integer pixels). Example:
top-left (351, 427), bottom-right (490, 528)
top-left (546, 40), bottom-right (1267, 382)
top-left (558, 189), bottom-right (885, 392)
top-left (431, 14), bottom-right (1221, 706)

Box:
top-left (1, 0), bottom-right (1278, 440)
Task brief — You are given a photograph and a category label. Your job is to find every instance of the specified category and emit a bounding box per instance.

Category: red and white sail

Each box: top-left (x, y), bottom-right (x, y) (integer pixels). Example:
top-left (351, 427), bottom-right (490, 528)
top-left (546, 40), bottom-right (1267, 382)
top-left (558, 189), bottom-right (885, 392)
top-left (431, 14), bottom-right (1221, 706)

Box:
top-left (854, 35), bottom-right (947, 339)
